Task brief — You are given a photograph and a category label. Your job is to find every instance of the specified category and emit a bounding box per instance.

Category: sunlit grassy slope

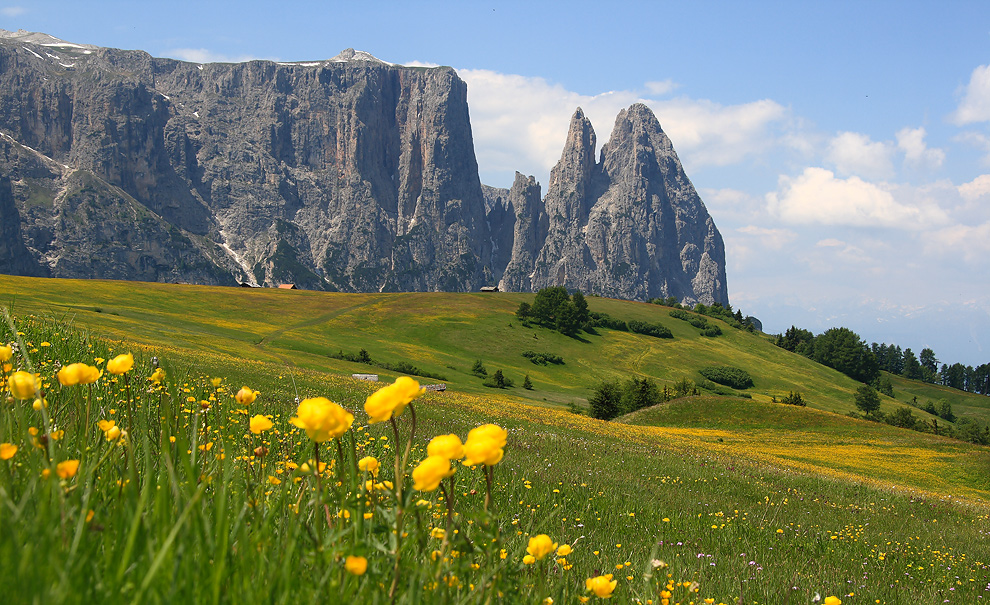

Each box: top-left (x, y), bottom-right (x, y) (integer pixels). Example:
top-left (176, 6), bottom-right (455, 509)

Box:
top-left (3, 276), bottom-right (990, 603)
top-left (3, 274), bottom-right (987, 422)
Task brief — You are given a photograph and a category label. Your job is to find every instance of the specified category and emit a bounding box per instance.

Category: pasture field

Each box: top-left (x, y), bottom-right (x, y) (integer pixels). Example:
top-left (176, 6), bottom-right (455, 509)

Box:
top-left (0, 276), bottom-right (989, 603)
top-left (4, 275), bottom-right (987, 421)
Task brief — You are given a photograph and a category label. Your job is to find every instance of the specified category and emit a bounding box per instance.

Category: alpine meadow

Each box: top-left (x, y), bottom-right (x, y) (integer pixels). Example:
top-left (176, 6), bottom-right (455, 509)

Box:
top-left (1, 275), bottom-right (988, 604)
top-left (1, 14), bottom-right (990, 605)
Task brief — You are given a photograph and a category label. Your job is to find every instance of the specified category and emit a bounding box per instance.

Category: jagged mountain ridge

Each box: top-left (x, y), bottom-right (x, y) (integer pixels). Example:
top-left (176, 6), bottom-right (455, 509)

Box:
top-left (0, 30), bottom-right (727, 305)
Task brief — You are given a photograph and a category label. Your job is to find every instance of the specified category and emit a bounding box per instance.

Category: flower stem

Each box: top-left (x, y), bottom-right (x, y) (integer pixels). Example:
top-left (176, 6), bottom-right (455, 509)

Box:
top-left (484, 464), bottom-right (494, 513)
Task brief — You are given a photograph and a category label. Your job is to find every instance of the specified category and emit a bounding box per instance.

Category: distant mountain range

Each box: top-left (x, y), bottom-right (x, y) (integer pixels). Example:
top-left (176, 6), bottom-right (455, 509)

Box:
top-left (0, 29), bottom-right (727, 305)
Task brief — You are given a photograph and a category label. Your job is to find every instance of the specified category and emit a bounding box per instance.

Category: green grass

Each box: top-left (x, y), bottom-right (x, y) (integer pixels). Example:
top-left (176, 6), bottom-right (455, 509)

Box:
top-left (1, 276), bottom-right (990, 603)
top-left (0, 286), bottom-right (990, 603)
top-left (6, 275), bottom-right (983, 426)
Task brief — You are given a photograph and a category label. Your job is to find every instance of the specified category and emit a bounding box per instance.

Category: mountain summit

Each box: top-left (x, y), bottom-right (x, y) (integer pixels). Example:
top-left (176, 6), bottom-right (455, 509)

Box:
top-left (0, 32), bottom-right (727, 305)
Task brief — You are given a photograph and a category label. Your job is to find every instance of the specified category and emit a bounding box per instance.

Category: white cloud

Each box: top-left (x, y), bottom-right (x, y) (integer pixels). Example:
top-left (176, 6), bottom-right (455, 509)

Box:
top-left (164, 48), bottom-right (261, 64)
top-left (896, 127), bottom-right (945, 170)
top-left (958, 174), bottom-right (990, 201)
top-left (644, 79), bottom-right (678, 96)
top-left (766, 167), bottom-right (949, 229)
top-left (403, 60), bottom-right (441, 68)
top-left (954, 131), bottom-right (990, 164)
top-left (0, 6), bottom-right (25, 17)
top-left (951, 64), bottom-right (990, 125)
top-left (700, 187), bottom-right (767, 224)
top-left (736, 225), bottom-right (797, 250)
top-left (649, 97), bottom-right (788, 167)
top-left (825, 131), bottom-right (895, 179)
top-left (458, 68), bottom-right (790, 185)
top-left (925, 222), bottom-right (990, 263)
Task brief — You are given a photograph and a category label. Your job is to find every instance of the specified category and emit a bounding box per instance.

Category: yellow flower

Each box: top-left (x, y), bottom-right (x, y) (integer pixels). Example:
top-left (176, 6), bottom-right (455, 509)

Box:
top-left (0, 344), bottom-right (12, 362)
top-left (32, 397), bottom-right (48, 410)
top-left (56, 459), bottom-right (80, 479)
top-left (289, 397), bottom-right (353, 443)
top-left (824, 598), bottom-right (841, 605)
top-left (211, 377), bottom-right (222, 388)
top-left (522, 554), bottom-right (536, 565)
top-left (8, 370), bottom-right (38, 400)
top-left (427, 434), bottom-right (465, 460)
top-left (358, 456), bottom-right (380, 476)
top-left (106, 353), bottom-right (134, 375)
top-left (0, 443), bottom-right (17, 460)
top-left (148, 367), bottom-right (166, 384)
top-left (344, 555), bottom-right (368, 576)
top-left (412, 455), bottom-right (455, 491)
top-left (557, 544), bottom-right (573, 557)
top-left (249, 414), bottom-right (273, 434)
top-left (526, 534), bottom-right (558, 560)
top-left (363, 376), bottom-right (424, 424)
top-left (462, 424), bottom-right (507, 466)
top-left (585, 574), bottom-right (617, 598)
top-left (57, 363), bottom-right (102, 386)
top-left (235, 386), bottom-right (259, 406)
top-left (430, 527), bottom-right (446, 539)
top-left (105, 426), bottom-right (122, 441)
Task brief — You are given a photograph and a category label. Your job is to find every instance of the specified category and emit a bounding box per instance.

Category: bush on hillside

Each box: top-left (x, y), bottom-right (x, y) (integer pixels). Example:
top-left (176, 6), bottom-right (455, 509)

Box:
top-left (588, 311), bottom-right (628, 331)
top-left (627, 320), bottom-right (673, 339)
top-left (329, 349), bottom-right (446, 381)
top-left (781, 391), bottom-right (806, 406)
top-left (886, 406), bottom-right (919, 430)
top-left (521, 350), bottom-right (564, 365)
top-left (698, 366), bottom-right (753, 389)
top-left (471, 359), bottom-right (488, 377)
top-left (483, 369), bottom-right (514, 389)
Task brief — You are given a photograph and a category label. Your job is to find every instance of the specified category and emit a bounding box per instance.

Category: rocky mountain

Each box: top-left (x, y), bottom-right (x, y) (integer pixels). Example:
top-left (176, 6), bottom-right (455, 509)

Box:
top-left (505, 106), bottom-right (728, 305)
top-left (0, 30), bottom-right (727, 305)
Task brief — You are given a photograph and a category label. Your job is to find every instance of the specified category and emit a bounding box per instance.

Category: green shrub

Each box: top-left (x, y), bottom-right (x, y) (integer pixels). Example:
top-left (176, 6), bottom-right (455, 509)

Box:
top-left (627, 320), bottom-right (673, 339)
top-left (698, 366), bottom-right (753, 389)
top-left (588, 311), bottom-right (628, 331)
top-left (669, 309), bottom-right (720, 336)
top-left (471, 359), bottom-right (488, 377)
top-left (483, 369), bottom-right (514, 389)
top-left (521, 350), bottom-right (564, 365)
top-left (329, 349), bottom-right (446, 380)
top-left (781, 391), bottom-right (806, 406)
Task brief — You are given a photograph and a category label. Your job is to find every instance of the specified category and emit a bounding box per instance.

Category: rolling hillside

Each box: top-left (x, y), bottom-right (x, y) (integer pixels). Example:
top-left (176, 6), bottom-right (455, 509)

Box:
top-left (2, 274), bottom-right (989, 603)
top-left (2, 274), bottom-right (987, 423)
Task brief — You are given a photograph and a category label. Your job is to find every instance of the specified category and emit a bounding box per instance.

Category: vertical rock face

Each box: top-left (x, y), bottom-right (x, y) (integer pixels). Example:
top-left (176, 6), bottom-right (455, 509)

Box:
top-left (497, 173), bottom-right (545, 291)
top-left (0, 34), bottom-right (492, 290)
top-left (0, 32), bottom-right (727, 304)
top-left (514, 105), bottom-right (728, 306)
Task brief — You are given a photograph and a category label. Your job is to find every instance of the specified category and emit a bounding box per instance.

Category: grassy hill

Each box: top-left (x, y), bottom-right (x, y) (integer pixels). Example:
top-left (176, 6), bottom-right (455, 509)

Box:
top-left (5, 274), bottom-right (986, 424)
top-left (1, 274), bottom-right (989, 603)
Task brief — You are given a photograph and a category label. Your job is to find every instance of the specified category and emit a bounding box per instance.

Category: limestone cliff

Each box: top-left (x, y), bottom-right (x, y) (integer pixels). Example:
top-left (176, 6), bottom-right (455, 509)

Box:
top-left (502, 105), bottom-right (728, 306)
top-left (0, 32), bottom-right (492, 290)
top-left (0, 31), bottom-right (727, 304)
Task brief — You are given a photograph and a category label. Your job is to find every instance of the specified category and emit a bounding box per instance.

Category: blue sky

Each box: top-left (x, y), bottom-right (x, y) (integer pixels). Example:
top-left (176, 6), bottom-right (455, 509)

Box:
top-left (4, 1), bottom-right (990, 366)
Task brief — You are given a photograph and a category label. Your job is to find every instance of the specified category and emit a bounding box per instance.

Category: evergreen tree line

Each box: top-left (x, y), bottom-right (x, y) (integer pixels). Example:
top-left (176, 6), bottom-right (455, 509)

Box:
top-left (870, 342), bottom-right (989, 395)
top-left (650, 297), bottom-right (757, 332)
top-left (588, 376), bottom-right (697, 421)
top-left (517, 287), bottom-right (674, 340)
top-left (775, 324), bottom-right (989, 395)
top-left (774, 326), bottom-right (880, 384)
top-left (852, 383), bottom-right (990, 445)
top-left (515, 286), bottom-right (590, 337)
